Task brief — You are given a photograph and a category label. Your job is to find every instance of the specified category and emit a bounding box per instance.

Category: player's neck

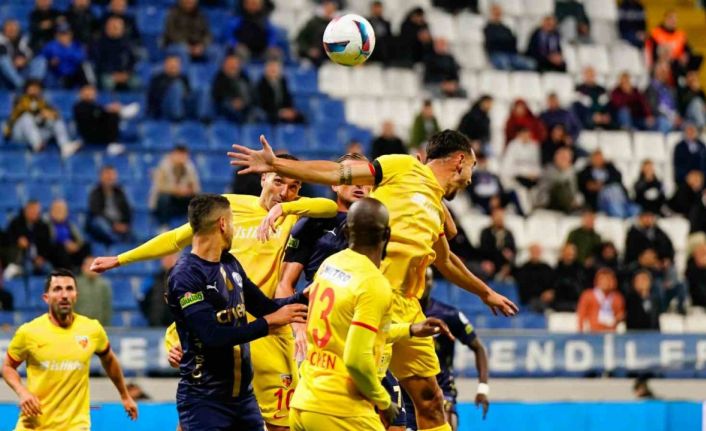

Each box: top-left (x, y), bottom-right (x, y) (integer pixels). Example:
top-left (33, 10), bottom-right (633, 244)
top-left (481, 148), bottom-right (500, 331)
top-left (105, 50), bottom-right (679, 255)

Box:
top-left (350, 245), bottom-right (382, 267)
top-left (191, 235), bottom-right (225, 263)
top-left (426, 161), bottom-right (453, 194)
top-left (48, 310), bottom-right (74, 328)
top-left (336, 198), bottom-right (350, 212)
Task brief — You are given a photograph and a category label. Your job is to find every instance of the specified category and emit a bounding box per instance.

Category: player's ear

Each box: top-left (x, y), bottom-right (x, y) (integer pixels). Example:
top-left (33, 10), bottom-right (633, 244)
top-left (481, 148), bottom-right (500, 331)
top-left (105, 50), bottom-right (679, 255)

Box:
top-left (331, 184), bottom-right (339, 194)
top-left (42, 292), bottom-right (49, 305)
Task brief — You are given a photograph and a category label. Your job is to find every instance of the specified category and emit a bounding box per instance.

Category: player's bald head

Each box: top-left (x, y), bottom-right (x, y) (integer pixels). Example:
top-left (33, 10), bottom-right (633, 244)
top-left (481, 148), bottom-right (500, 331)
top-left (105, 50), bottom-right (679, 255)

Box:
top-left (346, 197), bottom-right (389, 247)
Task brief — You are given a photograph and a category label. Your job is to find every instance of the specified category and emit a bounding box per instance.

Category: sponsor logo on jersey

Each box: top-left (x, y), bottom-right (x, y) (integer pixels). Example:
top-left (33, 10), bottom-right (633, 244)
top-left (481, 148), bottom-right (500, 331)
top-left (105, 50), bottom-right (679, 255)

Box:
top-left (179, 291), bottom-right (204, 309)
top-left (287, 237), bottom-right (300, 249)
top-left (39, 360), bottom-right (84, 371)
top-left (232, 272), bottom-right (243, 288)
top-left (318, 264), bottom-right (351, 285)
top-left (280, 374), bottom-right (293, 388)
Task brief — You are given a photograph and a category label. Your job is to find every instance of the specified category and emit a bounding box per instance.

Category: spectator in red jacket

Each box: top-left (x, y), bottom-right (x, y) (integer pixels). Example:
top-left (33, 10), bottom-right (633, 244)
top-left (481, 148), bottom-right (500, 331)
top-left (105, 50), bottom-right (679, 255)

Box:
top-left (504, 98), bottom-right (546, 145)
top-left (610, 72), bottom-right (654, 130)
top-left (577, 267), bottom-right (625, 332)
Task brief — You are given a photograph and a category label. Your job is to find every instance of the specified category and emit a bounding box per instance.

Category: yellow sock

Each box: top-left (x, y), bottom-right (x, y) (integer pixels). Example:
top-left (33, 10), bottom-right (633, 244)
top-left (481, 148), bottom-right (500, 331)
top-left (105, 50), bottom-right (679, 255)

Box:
top-left (419, 424), bottom-right (452, 431)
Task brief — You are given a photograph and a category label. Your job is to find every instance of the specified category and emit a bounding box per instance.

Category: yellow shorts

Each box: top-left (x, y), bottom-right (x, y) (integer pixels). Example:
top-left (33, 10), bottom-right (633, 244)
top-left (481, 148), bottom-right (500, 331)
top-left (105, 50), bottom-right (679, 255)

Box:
top-left (389, 294), bottom-right (441, 380)
top-left (290, 408), bottom-right (384, 431)
top-left (250, 327), bottom-right (298, 427)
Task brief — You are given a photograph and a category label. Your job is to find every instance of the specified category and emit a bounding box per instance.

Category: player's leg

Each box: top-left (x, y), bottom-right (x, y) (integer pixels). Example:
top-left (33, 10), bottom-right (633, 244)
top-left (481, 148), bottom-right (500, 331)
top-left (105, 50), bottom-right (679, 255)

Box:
top-left (444, 400), bottom-right (458, 431)
top-left (389, 296), bottom-right (448, 431)
top-left (250, 329), bottom-right (298, 430)
top-left (380, 371), bottom-right (407, 431)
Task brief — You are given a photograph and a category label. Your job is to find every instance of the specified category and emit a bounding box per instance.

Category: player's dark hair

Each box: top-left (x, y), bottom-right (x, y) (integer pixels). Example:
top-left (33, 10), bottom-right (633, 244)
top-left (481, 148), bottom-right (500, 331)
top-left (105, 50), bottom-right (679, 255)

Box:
top-left (188, 194), bottom-right (231, 234)
top-left (426, 129), bottom-right (474, 161)
top-left (23, 78), bottom-right (43, 92)
top-left (336, 153), bottom-right (368, 163)
top-left (277, 153), bottom-right (299, 161)
top-left (44, 268), bottom-right (76, 292)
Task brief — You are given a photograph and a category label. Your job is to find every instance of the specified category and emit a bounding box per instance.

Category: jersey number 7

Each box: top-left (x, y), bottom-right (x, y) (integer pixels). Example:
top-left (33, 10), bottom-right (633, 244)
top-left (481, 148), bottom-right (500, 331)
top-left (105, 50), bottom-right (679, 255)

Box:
top-left (308, 283), bottom-right (335, 348)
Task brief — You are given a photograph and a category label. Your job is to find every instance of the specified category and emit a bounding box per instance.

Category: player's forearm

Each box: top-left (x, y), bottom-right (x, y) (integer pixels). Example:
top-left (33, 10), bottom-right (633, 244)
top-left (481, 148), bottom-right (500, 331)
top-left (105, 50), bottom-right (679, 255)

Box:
top-left (281, 197), bottom-right (338, 218)
top-left (470, 341), bottom-right (489, 383)
top-left (272, 158), bottom-right (344, 185)
top-left (386, 323), bottom-right (412, 343)
top-left (344, 326), bottom-right (391, 409)
top-left (118, 223), bottom-right (193, 265)
top-left (189, 308), bottom-right (270, 347)
top-left (100, 351), bottom-right (130, 399)
top-left (2, 363), bottom-right (26, 397)
top-left (434, 252), bottom-right (493, 298)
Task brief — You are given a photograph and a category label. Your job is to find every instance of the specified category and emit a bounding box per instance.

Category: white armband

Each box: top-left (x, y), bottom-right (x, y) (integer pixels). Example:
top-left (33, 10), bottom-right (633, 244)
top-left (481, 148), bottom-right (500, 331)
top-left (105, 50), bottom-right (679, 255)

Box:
top-left (477, 383), bottom-right (490, 396)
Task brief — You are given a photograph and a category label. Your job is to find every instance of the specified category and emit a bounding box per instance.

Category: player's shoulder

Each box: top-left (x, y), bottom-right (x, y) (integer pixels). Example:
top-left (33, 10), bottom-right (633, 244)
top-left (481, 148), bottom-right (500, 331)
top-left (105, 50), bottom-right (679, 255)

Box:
top-left (222, 193), bottom-right (258, 209)
top-left (375, 153), bottom-right (419, 170)
top-left (19, 313), bottom-right (50, 332)
top-left (169, 254), bottom-right (207, 287)
top-left (73, 314), bottom-right (107, 333)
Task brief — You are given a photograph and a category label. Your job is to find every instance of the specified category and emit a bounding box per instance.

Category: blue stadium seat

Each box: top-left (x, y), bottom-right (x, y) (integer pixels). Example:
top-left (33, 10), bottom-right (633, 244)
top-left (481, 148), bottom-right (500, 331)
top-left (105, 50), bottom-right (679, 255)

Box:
top-left (65, 152), bottom-right (99, 182)
top-left (312, 127), bottom-right (342, 150)
top-left (24, 182), bottom-right (60, 208)
top-left (202, 179), bottom-right (230, 194)
top-left (241, 123), bottom-right (273, 148)
top-left (0, 91), bottom-right (13, 118)
top-left (29, 151), bottom-right (64, 181)
top-left (209, 121), bottom-right (241, 150)
top-left (186, 63), bottom-right (219, 90)
top-left (341, 125), bottom-right (373, 148)
top-left (140, 121), bottom-right (175, 150)
top-left (0, 311), bottom-right (14, 326)
top-left (111, 311), bottom-right (148, 328)
top-left (133, 152), bottom-right (164, 178)
top-left (136, 6), bottom-right (166, 36)
top-left (44, 90), bottom-right (76, 119)
top-left (27, 277), bottom-right (46, 310)
top-left (102, 154), bottom-right (132, 179)
top-left (17, 310), bottom-right (43, 324)
top-left (4, 279), bottom-right (28, 310)
top-left (123, 184), bottom-right (150, 211)
top-left (293, 95), bottom-right (314, 120)
top-left (197, 154), bottom-right (230, 181)
top-left (312, 98), bottom-right (345, 126)
top-left (111, 277), bottom-right (138, 310)
top-left (131, 210), bottom-right (156, 241)
top-left (286, 67), bottom-right (318, 95)
top-left (517, 313), bottom-right (548, 330)
top-left (203, 8), bottom-right (233, 40)
top-left (0, 182), bottom-right (21, 210)
top-left (0, 151), bottom-right (28, 181)
top-left (275, 124), bottom-right (308, 153)
top-left (62, 182), bottom-right (91, 212)
top-left (492, 282), bottom-right (521, 306)
top-left (174, 121), bottom-right (210, 150)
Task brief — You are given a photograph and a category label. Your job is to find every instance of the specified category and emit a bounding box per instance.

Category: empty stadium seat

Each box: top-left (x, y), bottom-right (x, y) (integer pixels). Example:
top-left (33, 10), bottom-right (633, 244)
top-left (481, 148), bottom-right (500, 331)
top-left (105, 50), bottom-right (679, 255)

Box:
top-left (0, 182), bottom-right (21, 210)
top-left (548, 312), bottom-right (578, 333)
top-left (286, 67), bottom-right (318, 95)
top-left (350, 65), bottom-right (385, 96)
top-left (28, 151), bottom-right (63, 181)
top-left (599, 131), bottom-right (633, 161)
top-left (210, 121), bottom-right (241, 150)
top-left (577, 45), bottom-right (611, 76)
top-left (438, 99), bottom-right (468, 130)
top-left (427, 9), bottom-right (457, 41)
top-left (684, 314), bottom-right (706, 333)
top-left (27, 277), bottom-right (46, 310)
top-left (140, 121), bottom-right (175, 150)
top-left (66, 152), bottom-right (99, 182)
top-left (241, 124), bottom-right (274, 148)
top-left (384, 68), bottom-right (420, 98)
top-left (4, 279), bottom-right (28, 310)
top-left (111, 277), bottom-right (139, 310)
top-left (345, 97), bottom-right (381, 130)
top-left (657, 217), bottom-right (690, 252)
top-left (275, 124), bottom-right (309, 153)
top-left (510, 71), bottom-right (544, 103)
top-left (453, 42), bottom-right (488, 71)
top-left (659, 313), bottom-right (685, 333)
top-left (312, 98), bottom-right (346, 126)
top-left (633, 132), bottom-right (667, 163)
top-left (479, 70), bottom-right (511, 101)
top-left (24, 182), bottom-right (60, 208)
top-left (504, 213), bottom-right (527, 249)
top-left (526, 211), bottom-right (562, 250)
top-left (174, 122), bottom-right (210, 150)
top-left (610, 44), bottom-right (646, 78)
top-left (318, 64), bottom-right (350, 98)
top-left (594, 216), bottom-right (627, 253)
top-left (583, 0), bottom-right (618, 22)
top-left (542, 73), bottom-right (576, 106)
top-left (455, 12), bottom-right (485, 43)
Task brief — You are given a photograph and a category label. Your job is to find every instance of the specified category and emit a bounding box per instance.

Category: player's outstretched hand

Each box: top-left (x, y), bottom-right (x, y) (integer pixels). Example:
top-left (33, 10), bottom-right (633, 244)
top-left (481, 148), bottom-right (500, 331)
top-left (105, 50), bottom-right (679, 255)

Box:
top-left (483, 290), bottom-right (519, 317)
top-left (228, 135), bottom-right (276, 175)
top-left (380, 402), bottom-right (401, 427)
top-left (18, 389), bottom-right (41, 417)
top-left (122, 395), bottom-right (138, 420)
top-left (410, 317), bottom-right (455, 341)
top-left (265, 303), bottom-right (308, 329)
top-left (90, 256), bottom-right (120, 273)
top-left (475, 393), bottom-right (489, 420)
top-left (257, 203), bottom-right (284, 242)
top-left (168, 345), bottom-right (183, 369)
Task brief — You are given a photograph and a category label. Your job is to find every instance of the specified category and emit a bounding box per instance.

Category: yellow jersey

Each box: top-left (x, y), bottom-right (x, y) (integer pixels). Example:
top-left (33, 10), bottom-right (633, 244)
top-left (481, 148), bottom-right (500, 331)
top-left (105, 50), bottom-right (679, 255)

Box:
top-left (7, 314), bottom-right (110, 431)
top-left (370, 155), bottom-right (446, 298)
top-left (291, 249), bottom-right (393, 418)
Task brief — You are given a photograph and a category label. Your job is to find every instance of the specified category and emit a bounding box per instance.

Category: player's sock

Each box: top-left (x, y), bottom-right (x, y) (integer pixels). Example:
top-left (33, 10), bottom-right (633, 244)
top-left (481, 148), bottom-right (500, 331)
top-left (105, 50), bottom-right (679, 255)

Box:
top-left (418, 424), bottom-right (452, 431)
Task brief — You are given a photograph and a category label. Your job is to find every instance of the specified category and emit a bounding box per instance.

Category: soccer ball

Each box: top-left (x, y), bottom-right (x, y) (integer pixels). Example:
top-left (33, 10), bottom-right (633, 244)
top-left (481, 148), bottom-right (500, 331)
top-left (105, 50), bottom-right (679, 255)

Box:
top-left (323, 14), bottom-right (376, 67)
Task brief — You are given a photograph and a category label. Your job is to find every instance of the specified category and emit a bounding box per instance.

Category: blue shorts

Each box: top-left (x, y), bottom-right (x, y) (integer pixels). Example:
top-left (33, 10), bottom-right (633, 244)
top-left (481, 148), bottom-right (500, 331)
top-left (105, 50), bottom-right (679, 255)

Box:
top-left (381, 370), bottom-right (407, 427)
top-left (177, 392), bottom-right (264, 431)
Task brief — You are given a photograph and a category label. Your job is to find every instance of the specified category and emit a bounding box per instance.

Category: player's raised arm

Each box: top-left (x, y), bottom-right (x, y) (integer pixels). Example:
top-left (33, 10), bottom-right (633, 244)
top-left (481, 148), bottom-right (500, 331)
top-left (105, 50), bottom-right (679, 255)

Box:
top-left (228, 135), bottom-right (375, 186)
top-left (432, 235), bottom-right (519, 317)
top-left (90, 223), bottom-right (193, 273)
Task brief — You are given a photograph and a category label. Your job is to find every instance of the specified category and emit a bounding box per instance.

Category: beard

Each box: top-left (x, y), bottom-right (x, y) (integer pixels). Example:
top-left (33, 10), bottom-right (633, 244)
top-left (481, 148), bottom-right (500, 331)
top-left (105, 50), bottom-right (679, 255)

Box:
top-left (52, 302), bottom-right (73, 320)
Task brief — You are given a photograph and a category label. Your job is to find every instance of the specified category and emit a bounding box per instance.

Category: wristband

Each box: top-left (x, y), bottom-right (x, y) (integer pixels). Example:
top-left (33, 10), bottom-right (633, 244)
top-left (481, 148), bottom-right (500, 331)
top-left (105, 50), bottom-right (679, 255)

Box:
top-left (477, 383), bottom-right (490, 396)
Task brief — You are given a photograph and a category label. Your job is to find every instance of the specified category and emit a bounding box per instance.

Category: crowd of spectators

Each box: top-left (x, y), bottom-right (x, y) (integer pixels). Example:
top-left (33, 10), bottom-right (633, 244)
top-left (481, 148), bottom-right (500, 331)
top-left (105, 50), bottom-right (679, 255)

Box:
top-left (0, 0), bottom-right (705, 332)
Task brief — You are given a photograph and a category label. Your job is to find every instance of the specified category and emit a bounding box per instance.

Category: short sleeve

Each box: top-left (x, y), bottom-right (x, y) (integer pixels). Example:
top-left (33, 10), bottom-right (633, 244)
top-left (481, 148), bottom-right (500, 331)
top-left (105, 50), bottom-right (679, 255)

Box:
top-left (94, 323), bottom-right (110, 356)
top-left (168, 271), bottom-right (211, 317)
top-left (450, 310), bottom-right (477, 345)
top-left (7, 325), bottom-right (28, 363)
top-left (283, 217), bottom-right (316, 265)
top-left (351, 276), bottom-right (392, 333)
top-left (372, 154), bottom-right (415, 186)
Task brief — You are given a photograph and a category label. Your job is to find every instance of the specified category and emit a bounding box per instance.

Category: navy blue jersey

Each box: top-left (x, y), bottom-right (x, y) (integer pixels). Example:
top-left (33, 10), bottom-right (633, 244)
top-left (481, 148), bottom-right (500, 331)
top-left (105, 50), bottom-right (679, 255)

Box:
top-left (284, 212), bottom-right (348, 283)
top-left (167, 251), bottom-right (305, 401)
top-left (425, 298), bottom-right (477, 398)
